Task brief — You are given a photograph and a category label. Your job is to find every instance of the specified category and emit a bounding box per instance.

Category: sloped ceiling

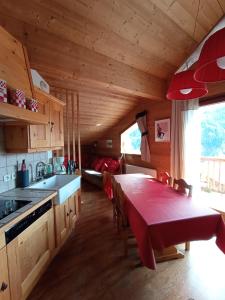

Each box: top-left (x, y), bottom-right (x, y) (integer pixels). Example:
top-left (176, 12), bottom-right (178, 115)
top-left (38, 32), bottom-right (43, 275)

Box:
top-left (0, 0), bottom-right (224, 143)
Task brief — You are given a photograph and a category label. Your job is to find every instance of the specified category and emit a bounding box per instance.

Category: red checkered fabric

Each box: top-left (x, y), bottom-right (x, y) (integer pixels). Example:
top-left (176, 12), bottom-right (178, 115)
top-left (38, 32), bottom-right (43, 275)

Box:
top-left (0, 80), bottom-right (7, 103)
top-left (26, 98), bottom-right (38, 112)
top-left (9, 89), bottom-right (26, 109)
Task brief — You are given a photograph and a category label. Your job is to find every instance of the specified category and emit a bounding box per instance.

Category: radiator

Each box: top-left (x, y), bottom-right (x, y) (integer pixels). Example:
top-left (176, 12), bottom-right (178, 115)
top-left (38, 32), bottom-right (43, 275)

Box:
top-left (125, 164), bottom-right (157, 178)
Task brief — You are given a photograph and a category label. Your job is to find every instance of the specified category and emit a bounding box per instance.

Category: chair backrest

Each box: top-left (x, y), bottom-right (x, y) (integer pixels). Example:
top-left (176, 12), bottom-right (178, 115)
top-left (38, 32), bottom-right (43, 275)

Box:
top-left (103, 171), bottom-right (113, 200)
top-left (173, 178), bottom-right (193, 197)
top-left (159, 171), bottom-right (172, 185)
top-left (112, 178), bottom-right (128, 227)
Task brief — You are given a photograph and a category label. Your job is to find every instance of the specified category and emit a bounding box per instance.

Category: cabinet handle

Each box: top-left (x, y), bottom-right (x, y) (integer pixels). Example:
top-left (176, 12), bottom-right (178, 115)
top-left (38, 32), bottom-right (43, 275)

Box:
top-left (0, 282), bottom-right (8, 292)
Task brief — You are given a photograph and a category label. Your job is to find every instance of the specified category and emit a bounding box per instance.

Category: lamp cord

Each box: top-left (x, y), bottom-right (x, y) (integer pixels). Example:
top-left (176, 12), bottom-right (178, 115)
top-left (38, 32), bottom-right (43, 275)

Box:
top-left (193, 0), bottom-right (200, 40)
top-left (216, 0), bottom-right (225, 14)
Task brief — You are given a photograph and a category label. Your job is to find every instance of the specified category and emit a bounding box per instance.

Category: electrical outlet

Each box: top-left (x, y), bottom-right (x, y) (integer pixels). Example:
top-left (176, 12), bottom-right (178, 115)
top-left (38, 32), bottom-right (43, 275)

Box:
top-left (11, 172), bottom-right (16, 180)
top-left (3, 174), bottom-right (11, 182)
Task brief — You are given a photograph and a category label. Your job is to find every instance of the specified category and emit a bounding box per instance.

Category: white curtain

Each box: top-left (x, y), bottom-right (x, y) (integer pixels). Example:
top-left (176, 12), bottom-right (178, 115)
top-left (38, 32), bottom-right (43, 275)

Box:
top-left (136, 111), bottom-right (151, 162)
top-left (170, 99), bottom-right (200, 193)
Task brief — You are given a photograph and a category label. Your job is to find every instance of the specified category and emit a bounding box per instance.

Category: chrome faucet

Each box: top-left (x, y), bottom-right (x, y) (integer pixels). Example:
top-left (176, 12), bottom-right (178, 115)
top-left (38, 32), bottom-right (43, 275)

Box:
top-left (36, 161), bottom-right (47, 180)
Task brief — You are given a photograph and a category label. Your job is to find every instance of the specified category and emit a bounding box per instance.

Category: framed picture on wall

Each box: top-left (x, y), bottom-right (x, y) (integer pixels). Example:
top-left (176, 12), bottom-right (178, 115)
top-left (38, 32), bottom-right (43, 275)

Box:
top-left (155, 118), bottom-right (170, 142)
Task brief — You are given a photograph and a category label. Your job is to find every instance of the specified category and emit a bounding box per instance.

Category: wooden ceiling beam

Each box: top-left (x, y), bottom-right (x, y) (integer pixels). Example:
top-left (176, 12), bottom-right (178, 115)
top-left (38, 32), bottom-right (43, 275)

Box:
top-left (0, 16), bottom-right (166, 100)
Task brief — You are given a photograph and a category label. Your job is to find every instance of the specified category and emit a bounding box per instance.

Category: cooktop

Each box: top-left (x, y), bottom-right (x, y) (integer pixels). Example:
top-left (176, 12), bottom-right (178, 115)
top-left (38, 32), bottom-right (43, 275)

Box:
top-left (0, 199), bottom-right (31, 221)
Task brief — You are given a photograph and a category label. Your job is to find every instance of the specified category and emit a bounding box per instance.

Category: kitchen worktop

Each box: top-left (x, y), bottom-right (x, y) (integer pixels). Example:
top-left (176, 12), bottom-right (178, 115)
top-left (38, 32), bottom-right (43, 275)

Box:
top-left (0, 188), bottom-right (57, 228)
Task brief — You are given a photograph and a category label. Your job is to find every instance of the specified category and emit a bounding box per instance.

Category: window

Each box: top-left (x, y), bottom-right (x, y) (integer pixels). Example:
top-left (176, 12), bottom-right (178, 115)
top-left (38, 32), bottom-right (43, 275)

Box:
top-left (200, 102), bottom-right (225, 157)
top-left (121, 123), bottom-right (141, 154)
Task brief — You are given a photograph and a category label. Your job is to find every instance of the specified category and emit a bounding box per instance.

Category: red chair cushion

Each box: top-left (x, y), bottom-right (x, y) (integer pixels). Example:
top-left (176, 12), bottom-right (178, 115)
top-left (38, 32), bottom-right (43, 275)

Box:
top-left (94, 158), bottom-right (105, 171)
top-left (101, 158), bottom-right (113, 172)
top-left (107, 159), bottom-right (120, 173)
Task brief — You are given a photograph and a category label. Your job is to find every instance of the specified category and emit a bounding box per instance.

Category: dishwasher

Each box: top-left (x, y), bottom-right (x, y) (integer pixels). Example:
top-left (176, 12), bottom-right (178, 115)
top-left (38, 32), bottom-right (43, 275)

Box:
top-left (5, 200), bottom-right (55, 300)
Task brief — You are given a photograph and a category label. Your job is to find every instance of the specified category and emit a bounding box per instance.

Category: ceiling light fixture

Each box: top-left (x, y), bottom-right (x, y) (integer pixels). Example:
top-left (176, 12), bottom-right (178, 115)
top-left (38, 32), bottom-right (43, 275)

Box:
top-left (166, 70), bottom-right (208, 100)
top-left (194, 27), bottom-right (225, 82)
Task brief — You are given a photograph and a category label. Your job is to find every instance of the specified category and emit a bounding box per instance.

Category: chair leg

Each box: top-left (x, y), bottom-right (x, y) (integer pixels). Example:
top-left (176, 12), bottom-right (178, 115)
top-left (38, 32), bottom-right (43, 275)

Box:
top-left (117, 214), bottom-right (121, 233)
top-left (112, 203), bottom-right (116, 224)
top-left (123, 231), bottom-right (128, 257)
top-left (185, 241), bottom-right (190, 251)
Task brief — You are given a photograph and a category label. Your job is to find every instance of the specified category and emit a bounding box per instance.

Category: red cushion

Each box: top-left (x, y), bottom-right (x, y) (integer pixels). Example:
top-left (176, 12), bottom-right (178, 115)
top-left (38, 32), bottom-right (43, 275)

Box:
top-left (107, 159), bottom-right (120, 173)
top-left (94, 158), bottom-right (105, 171)
top-left (101, 158), bottom-right (113, 172)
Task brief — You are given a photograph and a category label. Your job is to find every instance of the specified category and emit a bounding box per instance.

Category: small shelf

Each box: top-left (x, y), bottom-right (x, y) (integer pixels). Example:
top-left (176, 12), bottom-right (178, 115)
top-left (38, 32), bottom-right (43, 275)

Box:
top-left (0, 102), bottom-right (48, 125)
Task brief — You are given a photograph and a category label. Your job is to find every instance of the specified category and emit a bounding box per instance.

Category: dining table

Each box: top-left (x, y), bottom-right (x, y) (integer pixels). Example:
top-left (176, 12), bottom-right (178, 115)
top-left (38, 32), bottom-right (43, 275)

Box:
top-left (114, 174), bottom-right (225, 269)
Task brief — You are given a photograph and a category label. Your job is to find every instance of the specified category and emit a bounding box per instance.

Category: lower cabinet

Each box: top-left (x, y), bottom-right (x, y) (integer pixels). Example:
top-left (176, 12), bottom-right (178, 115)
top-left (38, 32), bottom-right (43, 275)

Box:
top-left (6, 208), bottom-right (55, 300)
top-left (54, 190), bottom-right (81, 247)
top-left (0, 247), bottom-right (10, 300)
top-left (1, 190), bottom-right (81, 300)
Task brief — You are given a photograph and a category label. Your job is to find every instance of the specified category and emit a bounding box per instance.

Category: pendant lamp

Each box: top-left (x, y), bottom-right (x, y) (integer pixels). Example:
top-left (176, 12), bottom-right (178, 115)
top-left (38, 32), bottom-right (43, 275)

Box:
top-left (194, 27), bottom-right (225, 83)
top-left (166, 69), bottom-right (208, 100)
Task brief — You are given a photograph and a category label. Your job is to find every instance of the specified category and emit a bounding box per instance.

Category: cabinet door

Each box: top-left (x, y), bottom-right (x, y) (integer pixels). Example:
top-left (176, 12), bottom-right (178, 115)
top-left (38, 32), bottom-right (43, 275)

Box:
top-left (6, 208), bottom-right (54, 300)
top-left (76, 189), bottom-right (81, 218)
top-left (54, 200), bottom-right (70, 247)
top-left (29, 97), bottom-right (51, 148)
top-left (50, 102), bottom-right (64, 147)
top-left (68, 194), bottom-right (77, 229)
top-left (0, 247), bottom-right (10, 300)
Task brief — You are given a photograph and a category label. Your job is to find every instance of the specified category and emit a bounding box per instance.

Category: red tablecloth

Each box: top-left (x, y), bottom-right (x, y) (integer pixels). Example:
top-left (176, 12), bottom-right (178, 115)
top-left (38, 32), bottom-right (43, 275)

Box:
top-left (114, 174), bottom-right (225, 269)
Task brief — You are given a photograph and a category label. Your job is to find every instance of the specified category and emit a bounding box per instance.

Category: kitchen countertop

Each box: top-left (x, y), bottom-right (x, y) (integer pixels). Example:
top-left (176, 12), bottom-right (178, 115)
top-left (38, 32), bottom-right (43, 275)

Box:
top-left (0, 188), bottom-right (57, 227)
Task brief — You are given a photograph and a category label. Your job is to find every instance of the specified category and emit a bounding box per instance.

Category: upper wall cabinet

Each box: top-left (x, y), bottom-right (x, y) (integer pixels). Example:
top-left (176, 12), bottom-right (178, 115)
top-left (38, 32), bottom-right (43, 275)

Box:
top-left (0, 26), bottom-right (48, 125)
top-left (4, 88), bottom-right (65, 153)
top-left (0, 26), bottom-right (32, 97)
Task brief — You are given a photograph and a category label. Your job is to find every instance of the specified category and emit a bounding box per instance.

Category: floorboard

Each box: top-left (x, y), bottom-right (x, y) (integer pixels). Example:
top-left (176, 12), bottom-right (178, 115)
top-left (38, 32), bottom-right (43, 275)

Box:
top-left (28, 183), bottom-right (225, 300)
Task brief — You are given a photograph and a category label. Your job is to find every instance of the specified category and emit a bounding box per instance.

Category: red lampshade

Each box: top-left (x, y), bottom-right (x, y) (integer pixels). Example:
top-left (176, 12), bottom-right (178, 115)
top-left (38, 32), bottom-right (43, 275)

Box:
top-left (194, 27), bottom-right (225, 83)
top-left (166, 70), bottom-right (208, 100)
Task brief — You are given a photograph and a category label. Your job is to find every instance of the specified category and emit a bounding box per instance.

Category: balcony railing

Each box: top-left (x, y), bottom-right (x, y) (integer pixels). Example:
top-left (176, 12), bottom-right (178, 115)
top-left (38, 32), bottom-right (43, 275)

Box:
top-left (201, 157), bottom-right (225, 194)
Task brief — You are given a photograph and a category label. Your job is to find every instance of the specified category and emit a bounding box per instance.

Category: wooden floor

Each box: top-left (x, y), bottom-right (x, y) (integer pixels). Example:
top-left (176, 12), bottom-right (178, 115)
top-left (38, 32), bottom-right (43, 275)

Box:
top-left (29, 183), bottom-right (225, 300)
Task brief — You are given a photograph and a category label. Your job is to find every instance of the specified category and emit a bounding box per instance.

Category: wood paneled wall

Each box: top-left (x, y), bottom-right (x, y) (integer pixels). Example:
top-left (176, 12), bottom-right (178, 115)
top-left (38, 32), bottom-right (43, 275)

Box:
top-left (93, 99), bottom-right (172, 176)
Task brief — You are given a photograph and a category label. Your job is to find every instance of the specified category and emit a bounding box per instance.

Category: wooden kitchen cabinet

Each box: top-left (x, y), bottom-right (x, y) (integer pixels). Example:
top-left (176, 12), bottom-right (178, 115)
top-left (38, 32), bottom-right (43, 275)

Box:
top-left (29, 94), bottom-right (51, 148)
top-left (54, 199), bottom-right (70, 247)
top-left (0, 247), bottom-right (10, 300)
top-left (68, 193), bottom-right (78, 229)
top-left (54, 190), bottom-right (81, 247)
top-left (50, 101), bottom-right (64, 147)
top-left (4, 88), bottom-right (65, 152)
top-left (6, 208), bottom-right (55, 300)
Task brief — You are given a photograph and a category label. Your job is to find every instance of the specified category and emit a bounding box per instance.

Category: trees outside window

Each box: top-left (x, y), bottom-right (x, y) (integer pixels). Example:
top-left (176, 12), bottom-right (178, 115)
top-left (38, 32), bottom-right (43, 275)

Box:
top-left (121, 123), bottom-right (141, 154)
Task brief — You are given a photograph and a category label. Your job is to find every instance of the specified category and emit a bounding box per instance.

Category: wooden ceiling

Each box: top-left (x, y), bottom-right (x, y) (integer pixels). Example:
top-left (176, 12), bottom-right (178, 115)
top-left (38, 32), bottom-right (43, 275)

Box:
top-left (0, 0), bottom-right (224, 143)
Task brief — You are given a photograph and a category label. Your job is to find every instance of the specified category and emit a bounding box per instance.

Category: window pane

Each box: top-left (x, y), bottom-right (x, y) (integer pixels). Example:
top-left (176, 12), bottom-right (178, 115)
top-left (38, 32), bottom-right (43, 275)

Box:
top-left (121, 123), bottom-right (141, 154)
top-left (200, 102), bottom-right (225, 158)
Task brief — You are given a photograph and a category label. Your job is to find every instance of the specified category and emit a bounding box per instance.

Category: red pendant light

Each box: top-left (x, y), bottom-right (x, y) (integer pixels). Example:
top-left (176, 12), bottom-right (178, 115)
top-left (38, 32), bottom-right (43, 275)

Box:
top-left (194, 27), bottom-right (225, 83)
top-left (166, 69), bottom-right (208, 100)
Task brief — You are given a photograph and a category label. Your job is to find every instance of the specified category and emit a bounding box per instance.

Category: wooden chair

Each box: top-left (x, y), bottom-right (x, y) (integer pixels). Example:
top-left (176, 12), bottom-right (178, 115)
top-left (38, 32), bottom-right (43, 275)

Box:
top-left (173, 178), bottom-right (193, 197)
top-left (113, 181), bottom-right (136, 257)
top-left (159, 171), bottom-right (172, 185)
top-left (110, 176), bottom-right (119, 225)
top-left (173, 178), bottom-right (193, 250)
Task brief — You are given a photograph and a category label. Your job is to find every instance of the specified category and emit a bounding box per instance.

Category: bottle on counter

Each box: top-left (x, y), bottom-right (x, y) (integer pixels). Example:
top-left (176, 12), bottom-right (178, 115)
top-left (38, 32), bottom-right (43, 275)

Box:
top-left (21, 159), bottom-right (26, 172)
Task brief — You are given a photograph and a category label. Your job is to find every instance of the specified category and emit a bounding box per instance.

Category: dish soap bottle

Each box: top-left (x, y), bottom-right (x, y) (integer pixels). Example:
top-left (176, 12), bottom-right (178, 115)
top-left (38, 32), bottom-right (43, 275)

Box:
top-left (21, 159), bottom-right (26, 172)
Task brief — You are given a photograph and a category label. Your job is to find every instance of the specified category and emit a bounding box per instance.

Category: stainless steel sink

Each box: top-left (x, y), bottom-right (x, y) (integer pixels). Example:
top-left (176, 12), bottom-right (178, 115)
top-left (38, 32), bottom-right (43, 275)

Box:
top-left (27, 175), bottom-right (81, 205)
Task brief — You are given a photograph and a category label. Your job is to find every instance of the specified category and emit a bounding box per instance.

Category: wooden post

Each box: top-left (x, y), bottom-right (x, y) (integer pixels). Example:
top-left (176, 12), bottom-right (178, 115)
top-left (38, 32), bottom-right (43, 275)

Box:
top-left (66, 90), bottom-right (70, 160)
top-left (72, 92), bottom-right (76, 162)
top-left (77, 93), bottom-right (81, 171)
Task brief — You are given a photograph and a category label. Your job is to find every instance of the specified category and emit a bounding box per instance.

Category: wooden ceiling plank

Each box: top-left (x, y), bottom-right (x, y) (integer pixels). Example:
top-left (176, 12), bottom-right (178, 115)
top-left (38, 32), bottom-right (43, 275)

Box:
top-left (0, 2), bottom-right (175, 78)
top-left (0, 15), bottom-right (166, 100)
top-left (50, 0), bottom-right (193, 64)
